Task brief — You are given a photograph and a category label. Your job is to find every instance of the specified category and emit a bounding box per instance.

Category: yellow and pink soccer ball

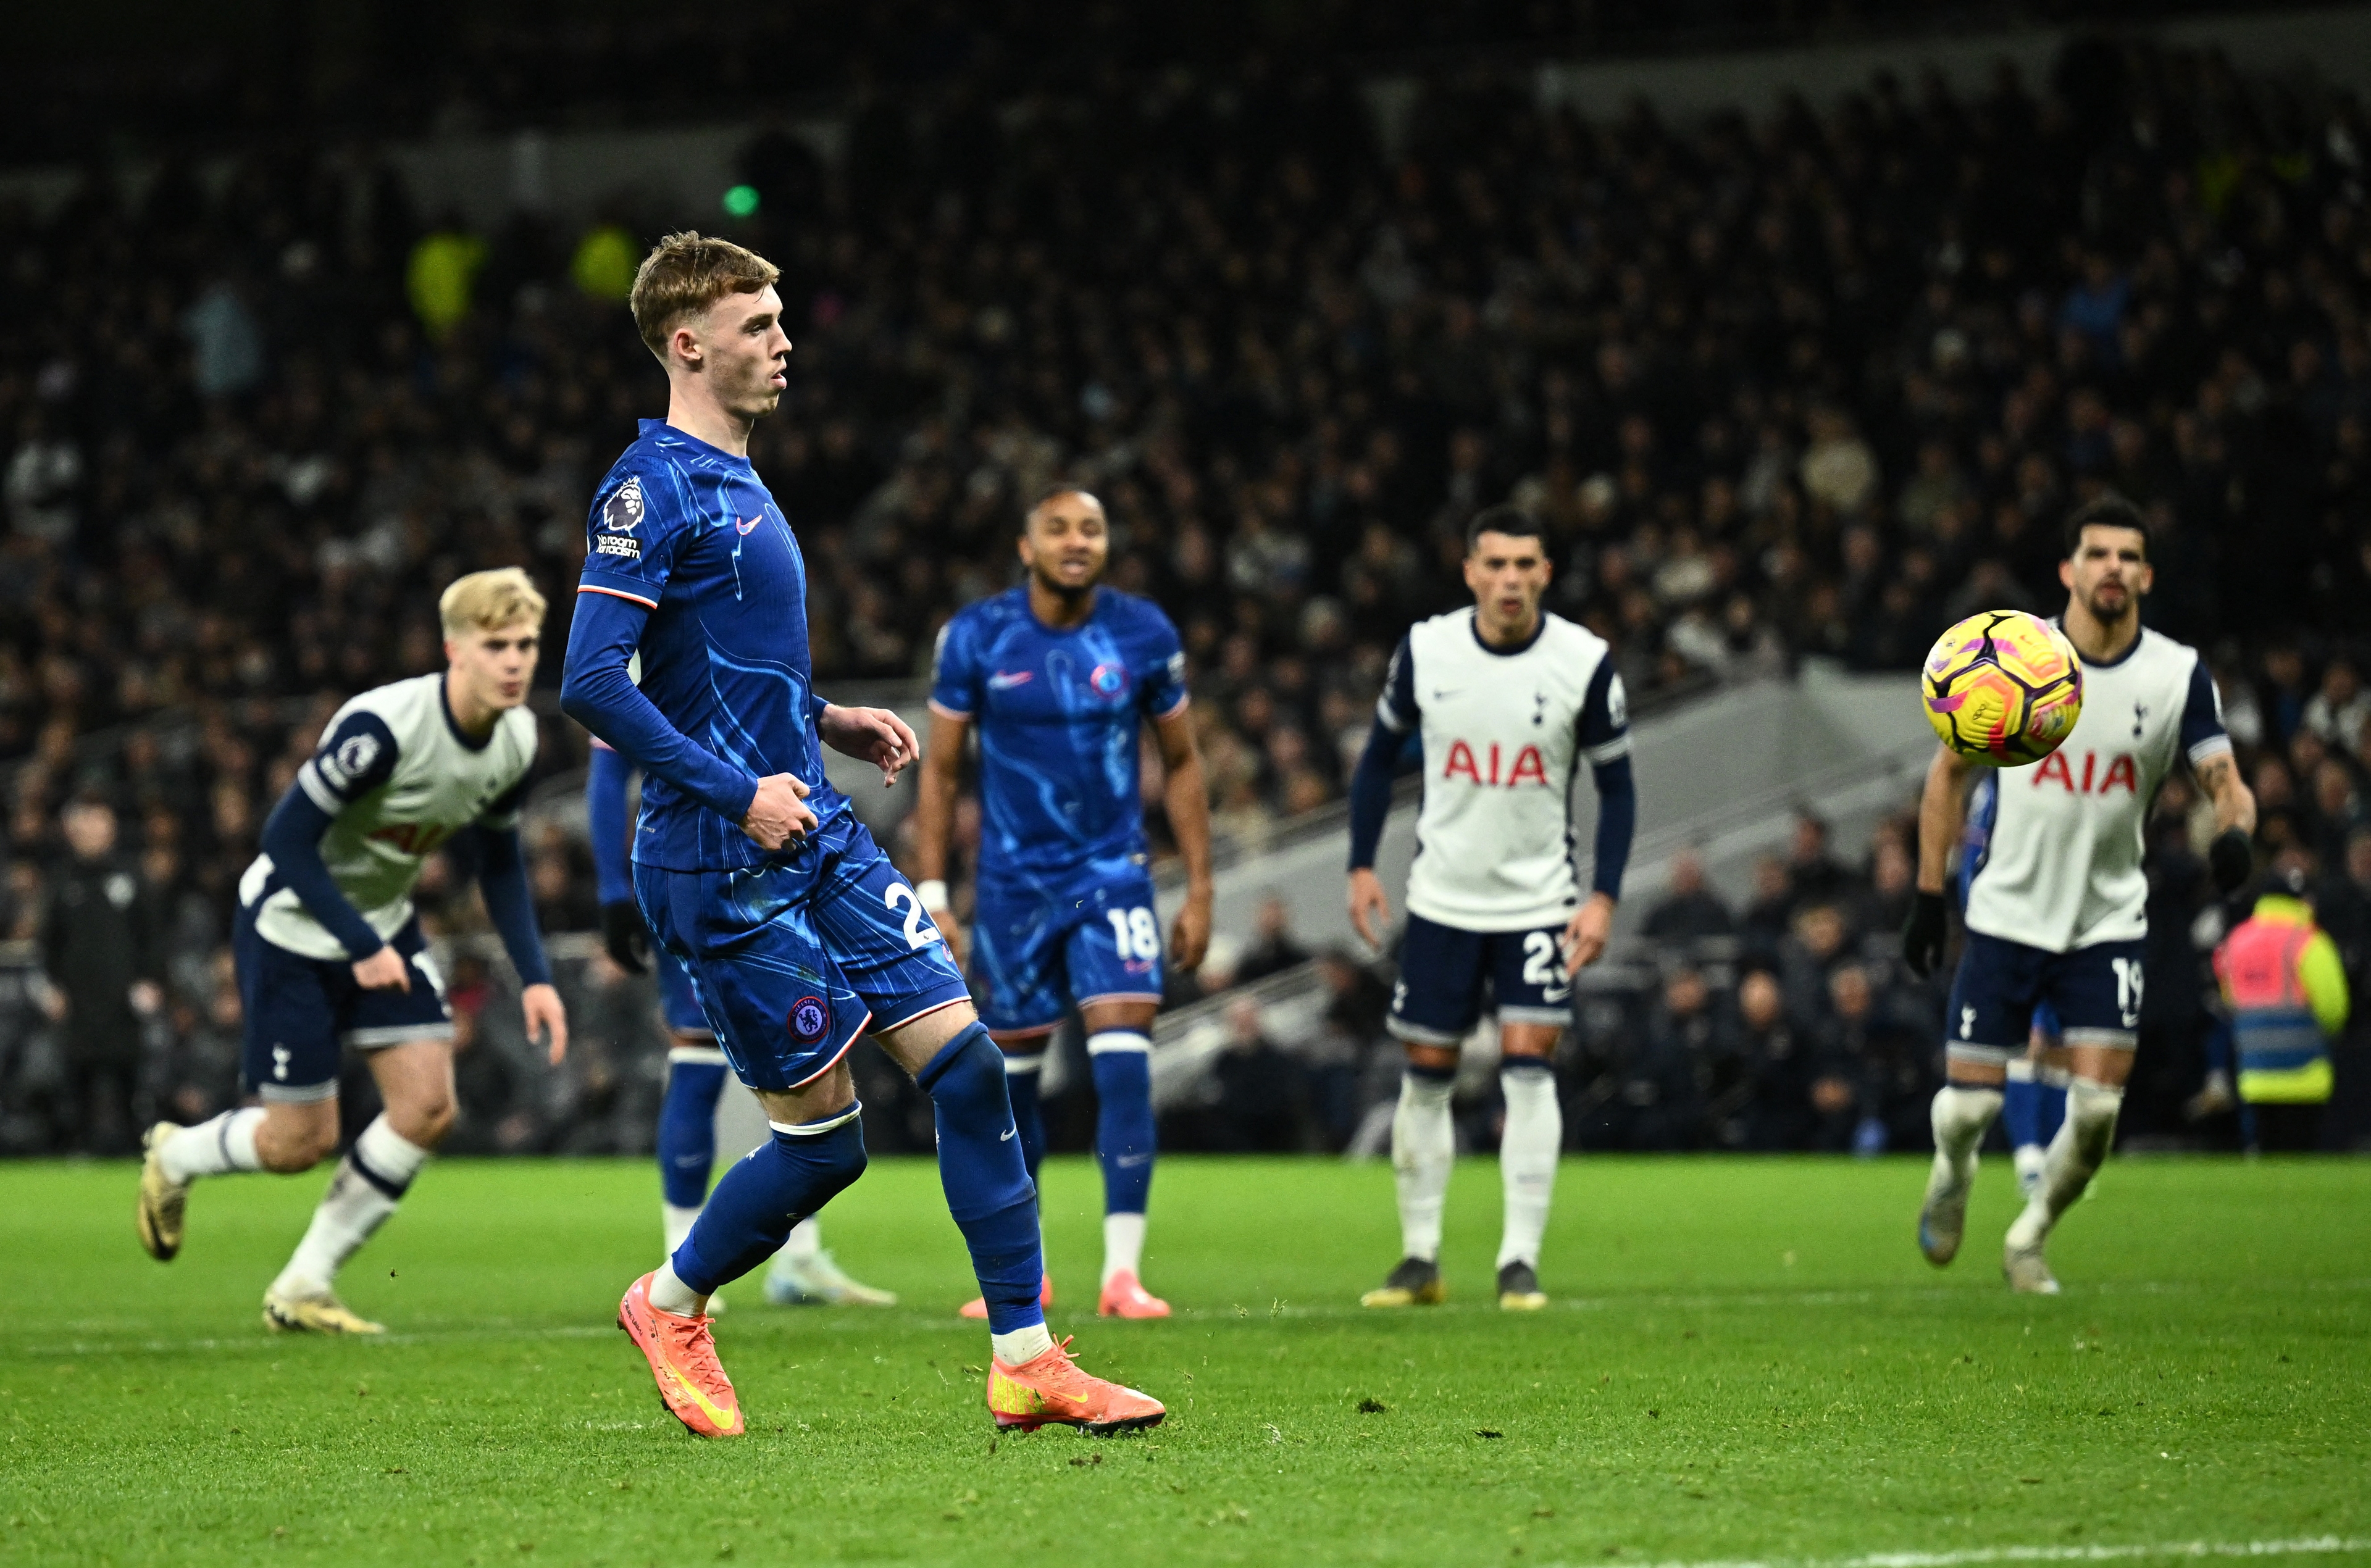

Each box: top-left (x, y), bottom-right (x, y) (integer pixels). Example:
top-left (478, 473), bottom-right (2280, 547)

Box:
top-left (1920, 609), bottom-right (2084, 765)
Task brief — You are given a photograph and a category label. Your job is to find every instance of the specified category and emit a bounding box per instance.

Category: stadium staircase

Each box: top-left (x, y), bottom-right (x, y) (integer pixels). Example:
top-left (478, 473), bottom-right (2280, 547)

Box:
top-left (1140, 661), bottom-right (1937, 1112)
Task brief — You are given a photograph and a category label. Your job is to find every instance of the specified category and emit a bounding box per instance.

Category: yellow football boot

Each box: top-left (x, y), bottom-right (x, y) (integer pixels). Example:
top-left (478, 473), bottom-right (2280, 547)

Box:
top-left (1361, 1256), bottom-right (1446, 1307)
top-left (136, 1122), bottom-right (188, 1261)
top-left (262, 1287), bottom-right (386, 1335)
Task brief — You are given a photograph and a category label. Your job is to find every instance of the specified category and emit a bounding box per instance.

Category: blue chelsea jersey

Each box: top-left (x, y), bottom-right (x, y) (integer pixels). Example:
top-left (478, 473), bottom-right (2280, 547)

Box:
top-left (577, 419), bottom-right (848, 872)
top-left (929, 586), bottom-right (1189, 883)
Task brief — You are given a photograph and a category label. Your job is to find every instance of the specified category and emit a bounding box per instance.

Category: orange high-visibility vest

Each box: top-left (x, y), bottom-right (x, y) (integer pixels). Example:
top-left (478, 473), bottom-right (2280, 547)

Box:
top-left (2214, 900), bottom-right (2341, 1105)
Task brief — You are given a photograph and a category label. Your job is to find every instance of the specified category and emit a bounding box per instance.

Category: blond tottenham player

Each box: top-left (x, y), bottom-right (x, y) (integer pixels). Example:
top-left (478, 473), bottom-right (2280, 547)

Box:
top-left (135, 569), bottom-right (568, 1333)
top-left (1903, 493), bottom-right (2256, 1292)
top-left (1344, 504), bottom-right (1636, 1311)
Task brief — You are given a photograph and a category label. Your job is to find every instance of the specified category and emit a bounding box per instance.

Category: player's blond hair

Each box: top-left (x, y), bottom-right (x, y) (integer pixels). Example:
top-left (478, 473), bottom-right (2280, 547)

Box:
top-left (440, 567), bottom-right (547, 638)
top-left (629, 231), bottom-right (781, 364)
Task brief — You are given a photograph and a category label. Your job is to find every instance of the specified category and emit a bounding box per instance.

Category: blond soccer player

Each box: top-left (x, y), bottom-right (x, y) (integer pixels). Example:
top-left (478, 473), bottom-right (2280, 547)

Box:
top-left (136, 569), bottom-right (567, 1333)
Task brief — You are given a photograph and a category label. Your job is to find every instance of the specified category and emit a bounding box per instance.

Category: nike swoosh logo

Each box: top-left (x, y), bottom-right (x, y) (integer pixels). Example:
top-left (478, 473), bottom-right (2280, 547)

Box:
top-left (735, 515), bottom-right (762, 535)
top-left (987, 671), bottom-right (1034, 689)
top-left (1542, 987), bottom-right (1573, 1004)
top-left (1000, 1127), bottom-right (1016, 1140)
top-left (1433, 688), bottom-right (1461, 700)
top-left (657, 1362), bottom-right (735, 1427)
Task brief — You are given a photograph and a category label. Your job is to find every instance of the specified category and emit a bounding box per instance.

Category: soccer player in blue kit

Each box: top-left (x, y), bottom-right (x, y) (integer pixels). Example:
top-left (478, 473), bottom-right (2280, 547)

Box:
top-left (560, 233), bottom-right (1161, 1439)
top-left (909, 487), bottom-right (1214, 1320)
top-left (585, 740), bottom-right (893, 1307)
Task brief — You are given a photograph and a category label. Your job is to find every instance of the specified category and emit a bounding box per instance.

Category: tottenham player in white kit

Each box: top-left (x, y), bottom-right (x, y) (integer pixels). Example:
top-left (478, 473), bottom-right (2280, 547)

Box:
top-left (134, 570), bottom-right (569, 1333)
top-left (1345, 506), bottom-right (1637, 1310)
top-left (1903, 496), bottom-right (2255, 1292)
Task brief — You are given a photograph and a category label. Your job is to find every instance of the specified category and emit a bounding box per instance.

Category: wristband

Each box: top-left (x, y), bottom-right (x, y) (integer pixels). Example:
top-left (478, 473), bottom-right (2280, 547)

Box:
top-left (916, 878), bottom-right (950, 912)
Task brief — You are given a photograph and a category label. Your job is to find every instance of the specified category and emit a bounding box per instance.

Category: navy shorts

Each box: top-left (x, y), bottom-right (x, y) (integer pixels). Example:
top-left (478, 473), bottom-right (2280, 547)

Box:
top-left (235, 907), bottom-right (452, 1102)
top-left (1387, 911), bottom-right (1573, 1046)
top-left (1944, 929), bottom-right (2147, 1066)
top-left (970, 859), bottom-right (1165, 1037)
top-left (634, 817), bottom-right (971, 1093)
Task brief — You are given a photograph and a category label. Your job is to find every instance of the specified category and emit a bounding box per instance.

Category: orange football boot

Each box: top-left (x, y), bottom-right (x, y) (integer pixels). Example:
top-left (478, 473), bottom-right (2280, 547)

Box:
top-left (1096, 1269), bottom-right (1170, 1319)
top-left (958, 1272), bottom-right (1053, 1320)
top-left (617, 1272), bottom-right (743, 1438)
top-left (984, 1335), bottom-right (1165, 1434)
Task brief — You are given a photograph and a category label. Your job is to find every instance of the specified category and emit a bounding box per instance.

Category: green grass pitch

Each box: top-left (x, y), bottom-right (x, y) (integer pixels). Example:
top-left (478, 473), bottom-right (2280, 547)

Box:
top-left (2, 1154), bottom-right (2366, 1567)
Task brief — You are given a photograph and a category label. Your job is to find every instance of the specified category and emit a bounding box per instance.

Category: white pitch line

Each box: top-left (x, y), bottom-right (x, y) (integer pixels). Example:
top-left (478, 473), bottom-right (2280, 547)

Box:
top-left (1583, 1536), bottom-right (2371, 1568)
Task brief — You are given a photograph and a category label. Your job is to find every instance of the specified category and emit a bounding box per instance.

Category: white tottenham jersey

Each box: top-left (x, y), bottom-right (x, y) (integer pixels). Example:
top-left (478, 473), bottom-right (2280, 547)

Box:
top-left (1378, 609), bottom-right (1629, 932)
top-left (1962, 625), bottom-right (2229, 954)
top-left (241, 673), bottom-right (538, 959)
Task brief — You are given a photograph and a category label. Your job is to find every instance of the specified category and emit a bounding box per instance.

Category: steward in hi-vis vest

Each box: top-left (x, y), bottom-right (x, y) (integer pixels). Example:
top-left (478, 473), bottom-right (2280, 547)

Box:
top-left (2214, 867), bottom-right (2350, 1153)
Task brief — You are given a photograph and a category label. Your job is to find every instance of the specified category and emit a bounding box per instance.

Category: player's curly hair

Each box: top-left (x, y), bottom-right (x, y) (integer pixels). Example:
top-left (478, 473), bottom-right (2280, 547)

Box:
top-left (629, 231), bottom-right (780, 363)
top-left (2062, 491), bottom-right (2149, 558)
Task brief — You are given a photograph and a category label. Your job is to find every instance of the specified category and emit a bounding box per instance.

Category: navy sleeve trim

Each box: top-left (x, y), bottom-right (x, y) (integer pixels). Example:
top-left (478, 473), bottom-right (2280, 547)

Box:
top-left (1347, 717), bottom-right (1405, 870)
top-left (1576, 660), bottom-right (1631, 764)
top-left (297, 711), bottom-right (402, 812)
top-left (1376, 634), bottom-right (1418, 733)
top-left (474, 826), bottom-right (554, 988)
top-left (2181, 655), bottom-right (2232, 765)
top-left (1588, 754), bottom-right (1637, 899)
top-left (257, 783), bottom-right (387, 958)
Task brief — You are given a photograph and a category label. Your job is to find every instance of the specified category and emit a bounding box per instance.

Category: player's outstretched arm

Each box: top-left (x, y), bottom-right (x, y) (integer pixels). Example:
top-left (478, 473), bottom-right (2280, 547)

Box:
top-left (909, 707), bottom-right (969, 964)
top-left (584, 742), bottom-right (648, 973)
top-left (1904, 744), bottom-right (1975, 976)
top-left (559, 591), bottom-right (761, 828)
top-left (818, 701), bottom-right (921, 786)
top-left (2195, 750), bottom-right (2258, 895)
top-left (1154, 709), bottom-right (1215, 971)
top-left (257, 781), bottom-right (404, 989)
top-left (472, 825), bottom-right (568, 1064)
top-left (1345, 716), bottom-right (1404, 951)
top-left (1567, 753), bottom-right (1636, 974)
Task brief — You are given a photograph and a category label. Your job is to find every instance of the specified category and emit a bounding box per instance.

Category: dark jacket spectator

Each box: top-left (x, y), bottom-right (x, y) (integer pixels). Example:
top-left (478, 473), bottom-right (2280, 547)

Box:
top-left (1642, 851), bottom-right (1735, 945)
top-left (1235, 896), bottom-right (1312, 985)
top-left (42, 801), bottom-right (162, 1153)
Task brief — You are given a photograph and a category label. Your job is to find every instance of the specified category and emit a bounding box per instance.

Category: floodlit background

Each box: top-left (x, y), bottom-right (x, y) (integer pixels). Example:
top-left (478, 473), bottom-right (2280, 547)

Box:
top-left (2, 0), bottom-right (2369, 1162)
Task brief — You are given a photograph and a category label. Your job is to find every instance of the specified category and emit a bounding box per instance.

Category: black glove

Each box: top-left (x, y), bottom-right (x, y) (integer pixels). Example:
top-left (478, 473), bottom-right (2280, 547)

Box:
top-left (1901, 890), bottom-right (1949, 978)
top-left (601, 899), bottom-right (650, 974)
top-left (2209, 828), bottom-right (2254, 897)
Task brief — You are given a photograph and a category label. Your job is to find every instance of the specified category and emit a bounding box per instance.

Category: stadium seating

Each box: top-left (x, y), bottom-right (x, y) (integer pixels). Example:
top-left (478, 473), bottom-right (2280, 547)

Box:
top-left (2, 29), bottom-right (2368, 1156)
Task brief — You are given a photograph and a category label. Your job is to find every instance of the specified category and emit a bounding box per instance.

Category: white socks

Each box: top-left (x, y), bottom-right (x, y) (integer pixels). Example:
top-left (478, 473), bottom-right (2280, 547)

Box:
top-left (1102, 1212), bottom-right (1146, 1284)
top-left (782, 1216), bottom-right (823, 1263)
top-left (991, 1323), bottom-right (1055, 1365)
top-left (1495, 1066), bottom-right (1561, 1270)
top-left (663, 1203), bottom-right (701, 1256)
top-left (1930, 1084), bottom-right (2004, 1178)
top-left (2006, 1078), bottom-right (2123, 1251)
top-left (649, 1262), bottom-right (705, 1315)
top-left (161, 1108), bottom-right (266, 1183)
top-left (272, 1116), bottom-right (430, 1297)
top-left (1391, 1072), bottom-right (1457, 1263)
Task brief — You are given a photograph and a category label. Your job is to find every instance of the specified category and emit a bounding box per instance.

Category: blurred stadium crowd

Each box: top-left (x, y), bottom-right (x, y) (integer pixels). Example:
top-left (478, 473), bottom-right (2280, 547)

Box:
top-left (2, 29), bottom-right (2368, 1153)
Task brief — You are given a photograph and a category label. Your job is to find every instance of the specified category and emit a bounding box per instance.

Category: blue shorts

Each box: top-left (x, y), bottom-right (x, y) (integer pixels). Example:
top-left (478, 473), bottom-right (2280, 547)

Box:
top-left (655, 946), bottom-right (714, 1040)
top-left (971, 860), bottom-right (1165, 1037)
top-left (1944, 929), bottom-right (2147, 1067)
top-left (634, 817), bottom-right (971, 1093)
top-left (1387, 912), bottom-right (1573, 1046)
top-left (235, 907), bottom-right (451, 1102)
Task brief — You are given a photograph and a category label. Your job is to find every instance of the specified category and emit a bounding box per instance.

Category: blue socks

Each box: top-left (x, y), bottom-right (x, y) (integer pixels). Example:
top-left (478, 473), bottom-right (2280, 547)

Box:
top-left (1003, 1049), bottom-right (1047, 1183)
top-left (671, 1108), bottom-right (866, 1296)
top-left (658, 1057), bottom-right (727, 1209)
top-left (2002, 1060), bottom-right (2039, 1153)
top-left (919, 1022), bottom-right (1045, 1334)
top-left (1088, 1033), bottom-right (1156, 1217)
top-left (2003, 1060), bottom-right (2068, 1154)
